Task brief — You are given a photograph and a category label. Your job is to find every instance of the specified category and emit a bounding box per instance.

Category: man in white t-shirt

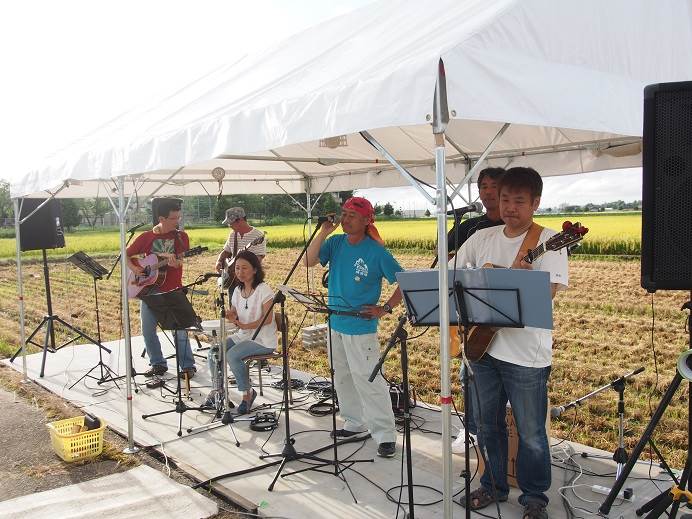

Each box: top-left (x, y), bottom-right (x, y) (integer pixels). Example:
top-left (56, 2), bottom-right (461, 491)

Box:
top-left (450, 167), bottom-right (568, 519)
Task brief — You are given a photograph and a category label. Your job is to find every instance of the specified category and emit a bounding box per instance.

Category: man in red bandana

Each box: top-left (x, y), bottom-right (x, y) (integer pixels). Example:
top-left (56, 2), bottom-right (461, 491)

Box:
top-left (305, 197), bottom-right (403, 458)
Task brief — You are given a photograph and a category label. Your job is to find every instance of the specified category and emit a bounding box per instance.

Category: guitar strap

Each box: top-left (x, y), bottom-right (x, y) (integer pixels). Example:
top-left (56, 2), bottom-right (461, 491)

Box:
top-left (233, 231), bottom-right (238, 257)
top-left (515, 222), bottom-right (543, 265)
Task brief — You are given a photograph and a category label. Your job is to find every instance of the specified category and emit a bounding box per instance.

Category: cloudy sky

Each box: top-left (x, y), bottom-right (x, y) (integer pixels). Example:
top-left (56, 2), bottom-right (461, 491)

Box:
top-left (1, 0), bottom-right (642, 209)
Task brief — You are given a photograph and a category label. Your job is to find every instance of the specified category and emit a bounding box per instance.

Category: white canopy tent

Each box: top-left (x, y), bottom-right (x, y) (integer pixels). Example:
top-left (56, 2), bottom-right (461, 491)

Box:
top-left (9, 0), bottom-right (692, 515)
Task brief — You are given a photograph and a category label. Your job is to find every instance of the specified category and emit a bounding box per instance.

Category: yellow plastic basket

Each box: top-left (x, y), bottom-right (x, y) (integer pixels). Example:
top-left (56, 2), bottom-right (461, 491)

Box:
top-left (46, 416), bottom-right (105, 462)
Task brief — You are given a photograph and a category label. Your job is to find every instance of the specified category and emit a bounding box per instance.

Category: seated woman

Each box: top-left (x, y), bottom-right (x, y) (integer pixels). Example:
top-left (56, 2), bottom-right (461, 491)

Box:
top-left (220, 250), bottom-right (277, 414)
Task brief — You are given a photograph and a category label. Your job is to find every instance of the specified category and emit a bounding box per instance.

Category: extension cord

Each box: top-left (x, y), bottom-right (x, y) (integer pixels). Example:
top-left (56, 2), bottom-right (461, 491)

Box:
top-left (590, 485), bottom-right (633, 501)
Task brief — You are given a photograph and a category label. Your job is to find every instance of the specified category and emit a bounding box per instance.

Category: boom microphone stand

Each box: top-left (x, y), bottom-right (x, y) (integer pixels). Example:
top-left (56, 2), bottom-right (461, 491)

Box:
top-left (600, 298), bottom-right (692, 518)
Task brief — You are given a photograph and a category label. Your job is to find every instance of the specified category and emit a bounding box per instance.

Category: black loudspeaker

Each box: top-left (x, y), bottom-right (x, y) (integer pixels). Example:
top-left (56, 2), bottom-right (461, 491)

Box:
top-left (641, 82), bottom-right (692, 292)
top-left (151, 197), bottom-right (183, 226)
top-left (19, 198), bottom-right (65, 252)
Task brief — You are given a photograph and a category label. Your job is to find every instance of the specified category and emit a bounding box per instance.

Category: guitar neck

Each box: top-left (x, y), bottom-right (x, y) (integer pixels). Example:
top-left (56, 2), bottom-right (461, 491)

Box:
top-left (523, 243), bottom-right (547, 264)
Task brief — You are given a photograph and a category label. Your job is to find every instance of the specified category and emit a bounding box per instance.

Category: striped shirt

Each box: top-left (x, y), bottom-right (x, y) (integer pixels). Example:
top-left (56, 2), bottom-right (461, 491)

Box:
top-left (222, 227), bottom-right (266, 258)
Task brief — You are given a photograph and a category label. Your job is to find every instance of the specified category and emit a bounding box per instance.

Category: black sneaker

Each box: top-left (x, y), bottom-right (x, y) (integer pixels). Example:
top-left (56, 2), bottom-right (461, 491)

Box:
top-left (143, 365), bottom-right (168, 377)
top-left (377, 442), bottom-right (396, 458)
top-left (330, 429), bottom-right (370, 439)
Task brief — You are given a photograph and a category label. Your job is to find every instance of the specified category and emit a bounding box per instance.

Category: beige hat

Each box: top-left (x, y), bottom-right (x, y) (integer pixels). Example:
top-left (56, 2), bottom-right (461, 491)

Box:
top-left (222, 207), bottom-right (246, 225)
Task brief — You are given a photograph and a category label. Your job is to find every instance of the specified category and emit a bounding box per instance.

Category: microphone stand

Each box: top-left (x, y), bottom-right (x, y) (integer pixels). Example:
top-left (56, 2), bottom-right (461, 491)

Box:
top-left (369, 315), bottom-right (415, 519)
top-left (253, 218), bottom-right (371, 497)
top-left (107, 223), bottom-right (144, 279)
top-left (559, 367), bottom-right (644, 481)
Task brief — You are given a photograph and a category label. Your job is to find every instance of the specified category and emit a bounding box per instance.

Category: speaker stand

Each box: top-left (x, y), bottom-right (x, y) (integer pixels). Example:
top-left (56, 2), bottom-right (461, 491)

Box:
top-left (10, 250), bottom-right (111, 377)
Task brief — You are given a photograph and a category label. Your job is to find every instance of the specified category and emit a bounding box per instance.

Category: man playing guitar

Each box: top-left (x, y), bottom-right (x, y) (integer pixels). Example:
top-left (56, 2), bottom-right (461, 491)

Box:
top-left (450, 168), bottom-right (568, 519)
top-left (215, 207), bottom-right (266, 291)
top-left (126, 198), bottom-right (196, 379)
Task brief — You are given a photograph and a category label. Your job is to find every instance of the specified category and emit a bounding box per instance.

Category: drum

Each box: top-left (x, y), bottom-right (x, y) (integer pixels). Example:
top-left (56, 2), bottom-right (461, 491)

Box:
top-left (200, 319), bottom-right (236, 336)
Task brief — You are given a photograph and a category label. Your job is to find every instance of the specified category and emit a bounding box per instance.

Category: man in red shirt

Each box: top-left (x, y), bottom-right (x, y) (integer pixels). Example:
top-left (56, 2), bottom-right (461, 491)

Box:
top-left (126, 198), bottom-right (195, 378)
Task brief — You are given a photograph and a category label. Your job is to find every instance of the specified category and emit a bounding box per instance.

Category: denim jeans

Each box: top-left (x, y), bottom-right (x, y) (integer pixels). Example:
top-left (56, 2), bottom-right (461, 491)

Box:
top-left (224, 337), bottom-right (274, 392)
top-left (140, 298), bottom-right (194, 370)
top-left (471, 355), bottom-right (551, 506)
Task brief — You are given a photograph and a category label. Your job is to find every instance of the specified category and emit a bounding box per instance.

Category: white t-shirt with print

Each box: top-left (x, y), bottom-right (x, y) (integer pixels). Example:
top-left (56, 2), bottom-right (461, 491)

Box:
top-left (229, 282), bottom-right (277, 350)
top-left (450, 225), bottom-right (569, 368)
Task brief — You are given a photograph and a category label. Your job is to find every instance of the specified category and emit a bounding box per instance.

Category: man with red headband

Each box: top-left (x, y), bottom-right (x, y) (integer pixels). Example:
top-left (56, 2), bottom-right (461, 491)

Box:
top-left (305, 196), bottom-right (403, 458)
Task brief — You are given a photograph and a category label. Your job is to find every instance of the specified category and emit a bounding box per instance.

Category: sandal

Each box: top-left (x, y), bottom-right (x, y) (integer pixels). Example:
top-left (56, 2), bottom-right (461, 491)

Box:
top-left (459, 487), bottom-right (508, 511)
top-left (522, 502), bottom-right (548, 519)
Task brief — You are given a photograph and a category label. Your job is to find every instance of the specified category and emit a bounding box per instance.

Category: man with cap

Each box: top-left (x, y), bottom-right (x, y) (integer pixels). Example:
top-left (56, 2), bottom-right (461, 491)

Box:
top-left (215, 207), bottom-right (267, 276)
top-left (305, 196), bottom-right (403, 458)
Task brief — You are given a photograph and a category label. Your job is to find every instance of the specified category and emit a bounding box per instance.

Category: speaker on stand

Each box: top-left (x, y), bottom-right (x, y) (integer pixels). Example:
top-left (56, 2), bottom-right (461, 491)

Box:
top-left (601, 81), bottom-right (692, 518)
top-left (10, 198), bottom-right (111, 377)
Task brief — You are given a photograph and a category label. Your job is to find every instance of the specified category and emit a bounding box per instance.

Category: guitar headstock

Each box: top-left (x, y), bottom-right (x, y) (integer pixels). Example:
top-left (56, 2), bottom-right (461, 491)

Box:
top-left (544, 221), bottom-right (589, 252)
top-left (184, 245), bottom-right (209, 257)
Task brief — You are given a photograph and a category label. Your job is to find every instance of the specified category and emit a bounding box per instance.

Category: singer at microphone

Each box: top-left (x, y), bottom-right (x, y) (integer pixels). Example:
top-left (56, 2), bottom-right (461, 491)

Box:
top-left (446, 168), bottom-right (505, 257)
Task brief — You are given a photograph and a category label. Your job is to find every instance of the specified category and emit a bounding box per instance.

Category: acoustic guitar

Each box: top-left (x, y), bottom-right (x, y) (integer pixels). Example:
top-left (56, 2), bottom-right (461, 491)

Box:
top-left (220, 234), bottom-right (266, 292)
top-left (449, 221), bottom-right (588, 360)
top-left (127, 245), bottom-right (208, 299)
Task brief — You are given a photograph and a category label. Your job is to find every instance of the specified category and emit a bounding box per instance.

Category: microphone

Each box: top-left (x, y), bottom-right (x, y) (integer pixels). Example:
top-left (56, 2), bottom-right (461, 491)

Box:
top-left (550, 402), bottom-right (577, 418)
top-left (202, 272), bottom-right (221, 281)
top-left (447, 201), bottom-right (483, 217)
top-left (316, 213), bottom-right (337, 224)
top-left (127, 222), bottom-right (147, 233)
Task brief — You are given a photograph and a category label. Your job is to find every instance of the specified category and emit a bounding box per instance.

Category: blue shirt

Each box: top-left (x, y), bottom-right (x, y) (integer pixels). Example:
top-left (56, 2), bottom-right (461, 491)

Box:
top-left (319, 234), bottom-right (403, 335)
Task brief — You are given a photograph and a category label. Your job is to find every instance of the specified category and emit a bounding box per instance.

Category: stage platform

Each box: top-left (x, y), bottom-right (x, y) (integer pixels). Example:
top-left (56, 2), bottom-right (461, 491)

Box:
top-left (4, 334), bottom-right (677, 518)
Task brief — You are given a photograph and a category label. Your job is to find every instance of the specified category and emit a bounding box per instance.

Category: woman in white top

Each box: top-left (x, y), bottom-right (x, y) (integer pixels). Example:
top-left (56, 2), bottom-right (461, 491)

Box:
top-left (224, 250), bottom-right (277, 414)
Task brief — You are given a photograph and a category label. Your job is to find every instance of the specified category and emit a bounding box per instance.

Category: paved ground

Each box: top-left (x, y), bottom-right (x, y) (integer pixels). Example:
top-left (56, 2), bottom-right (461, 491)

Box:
top-left (0, 364), bottom-right (240, 518)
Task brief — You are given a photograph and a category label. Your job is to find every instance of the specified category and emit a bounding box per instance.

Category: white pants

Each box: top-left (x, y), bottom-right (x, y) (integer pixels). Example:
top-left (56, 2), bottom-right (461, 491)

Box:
top-left (328, 331), bottom-right (396, 444)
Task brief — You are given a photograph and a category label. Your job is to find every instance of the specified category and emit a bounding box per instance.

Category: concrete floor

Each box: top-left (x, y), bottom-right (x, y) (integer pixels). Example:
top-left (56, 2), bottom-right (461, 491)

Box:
top-left (5, 335), bottom-right (679, 519)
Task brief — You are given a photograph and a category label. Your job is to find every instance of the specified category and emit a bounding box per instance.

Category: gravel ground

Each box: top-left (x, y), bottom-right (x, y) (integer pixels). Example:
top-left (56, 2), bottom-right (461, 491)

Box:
top-left (0, 364), bottom-right (242, 518)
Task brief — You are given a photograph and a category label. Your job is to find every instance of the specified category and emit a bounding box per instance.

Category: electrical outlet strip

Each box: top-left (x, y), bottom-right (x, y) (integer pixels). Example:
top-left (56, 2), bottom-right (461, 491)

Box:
top-left (590, 485), bottom-right (633, 501)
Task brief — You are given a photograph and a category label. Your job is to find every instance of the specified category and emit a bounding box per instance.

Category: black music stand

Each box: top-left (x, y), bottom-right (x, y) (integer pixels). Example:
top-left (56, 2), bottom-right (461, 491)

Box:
top-left (140, 289), bottom-right (206, 437)
top-left (396, 268), bottom-right (552, 518)
top-left (10, 249), bottom-right (112, 378)
top-left (66, 252), bottom-right (120, 389)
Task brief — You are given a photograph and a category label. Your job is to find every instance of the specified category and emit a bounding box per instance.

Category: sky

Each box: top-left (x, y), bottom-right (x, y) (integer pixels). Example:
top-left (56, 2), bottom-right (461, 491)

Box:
top-left (0, 0), bottom-right (643, 209)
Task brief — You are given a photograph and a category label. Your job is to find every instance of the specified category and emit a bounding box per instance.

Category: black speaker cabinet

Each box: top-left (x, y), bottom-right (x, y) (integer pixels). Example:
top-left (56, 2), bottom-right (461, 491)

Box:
top-left (19, 198), bottom-right (65, 252)
top-left (641, 81), bottom-right (692, 292)
top-left (151, 197), bottom-right (183, 226)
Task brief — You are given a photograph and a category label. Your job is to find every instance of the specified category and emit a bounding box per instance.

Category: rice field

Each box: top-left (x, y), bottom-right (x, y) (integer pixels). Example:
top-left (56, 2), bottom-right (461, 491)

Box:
top-left (0, 212), bottom-right (641, 259)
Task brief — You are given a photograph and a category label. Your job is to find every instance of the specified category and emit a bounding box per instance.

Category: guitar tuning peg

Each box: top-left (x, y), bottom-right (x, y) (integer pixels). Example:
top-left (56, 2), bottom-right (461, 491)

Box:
top-left (562, 220), bottom-right (573, 231)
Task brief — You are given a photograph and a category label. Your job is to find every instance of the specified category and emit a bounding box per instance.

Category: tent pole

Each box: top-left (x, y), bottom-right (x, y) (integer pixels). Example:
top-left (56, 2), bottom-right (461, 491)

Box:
top-left (118, 177), bottom-right (138, 454)
top-left (432, 59), bottom-right (453, 519)
top-left (13, 198), bottom-right (28, 382)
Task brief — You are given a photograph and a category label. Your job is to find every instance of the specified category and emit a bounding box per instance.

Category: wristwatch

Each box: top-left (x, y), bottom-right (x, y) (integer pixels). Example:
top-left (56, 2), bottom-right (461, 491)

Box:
top-left (382, 303), bottom-right (393, 314)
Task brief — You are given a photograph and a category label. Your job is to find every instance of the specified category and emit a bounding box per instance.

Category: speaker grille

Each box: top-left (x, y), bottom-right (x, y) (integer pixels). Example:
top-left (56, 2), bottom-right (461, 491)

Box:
top-left (650, 88), bottom-right (692, 289)
top-left (642, 82), bottom-right (692, 291)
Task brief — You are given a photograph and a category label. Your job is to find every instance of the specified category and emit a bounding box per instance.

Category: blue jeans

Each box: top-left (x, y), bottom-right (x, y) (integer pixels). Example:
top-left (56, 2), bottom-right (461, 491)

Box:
top-left (225, 338), bottom-right (274, 392)
top-left (140, 299), bottom-right (194, 370)
top-left (471, 355), bottom-right (551, 506)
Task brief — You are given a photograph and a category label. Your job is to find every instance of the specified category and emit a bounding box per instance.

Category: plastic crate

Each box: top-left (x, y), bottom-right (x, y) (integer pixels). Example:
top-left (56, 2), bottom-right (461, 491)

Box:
top-left (46, 416), bottom-right (105, 462)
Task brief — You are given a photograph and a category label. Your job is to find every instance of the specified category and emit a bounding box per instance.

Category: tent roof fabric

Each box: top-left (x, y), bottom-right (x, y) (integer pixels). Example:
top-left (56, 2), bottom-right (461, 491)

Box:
top-left (11, 0), bottom-right (692, 198)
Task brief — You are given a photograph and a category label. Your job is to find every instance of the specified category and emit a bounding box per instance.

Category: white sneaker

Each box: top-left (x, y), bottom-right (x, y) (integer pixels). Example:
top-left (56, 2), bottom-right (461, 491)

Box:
top-left (451, 429), bottom-right (477, 455)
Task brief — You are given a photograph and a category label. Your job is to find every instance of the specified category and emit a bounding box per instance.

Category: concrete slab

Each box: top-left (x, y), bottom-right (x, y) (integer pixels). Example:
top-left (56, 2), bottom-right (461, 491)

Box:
top-left (4, 337), bottom-right (677, 518)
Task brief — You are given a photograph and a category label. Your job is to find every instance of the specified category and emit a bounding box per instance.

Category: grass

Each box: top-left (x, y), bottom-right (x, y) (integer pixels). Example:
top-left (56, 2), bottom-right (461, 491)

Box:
top-left (0, 213), bottom-right (643, 259)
